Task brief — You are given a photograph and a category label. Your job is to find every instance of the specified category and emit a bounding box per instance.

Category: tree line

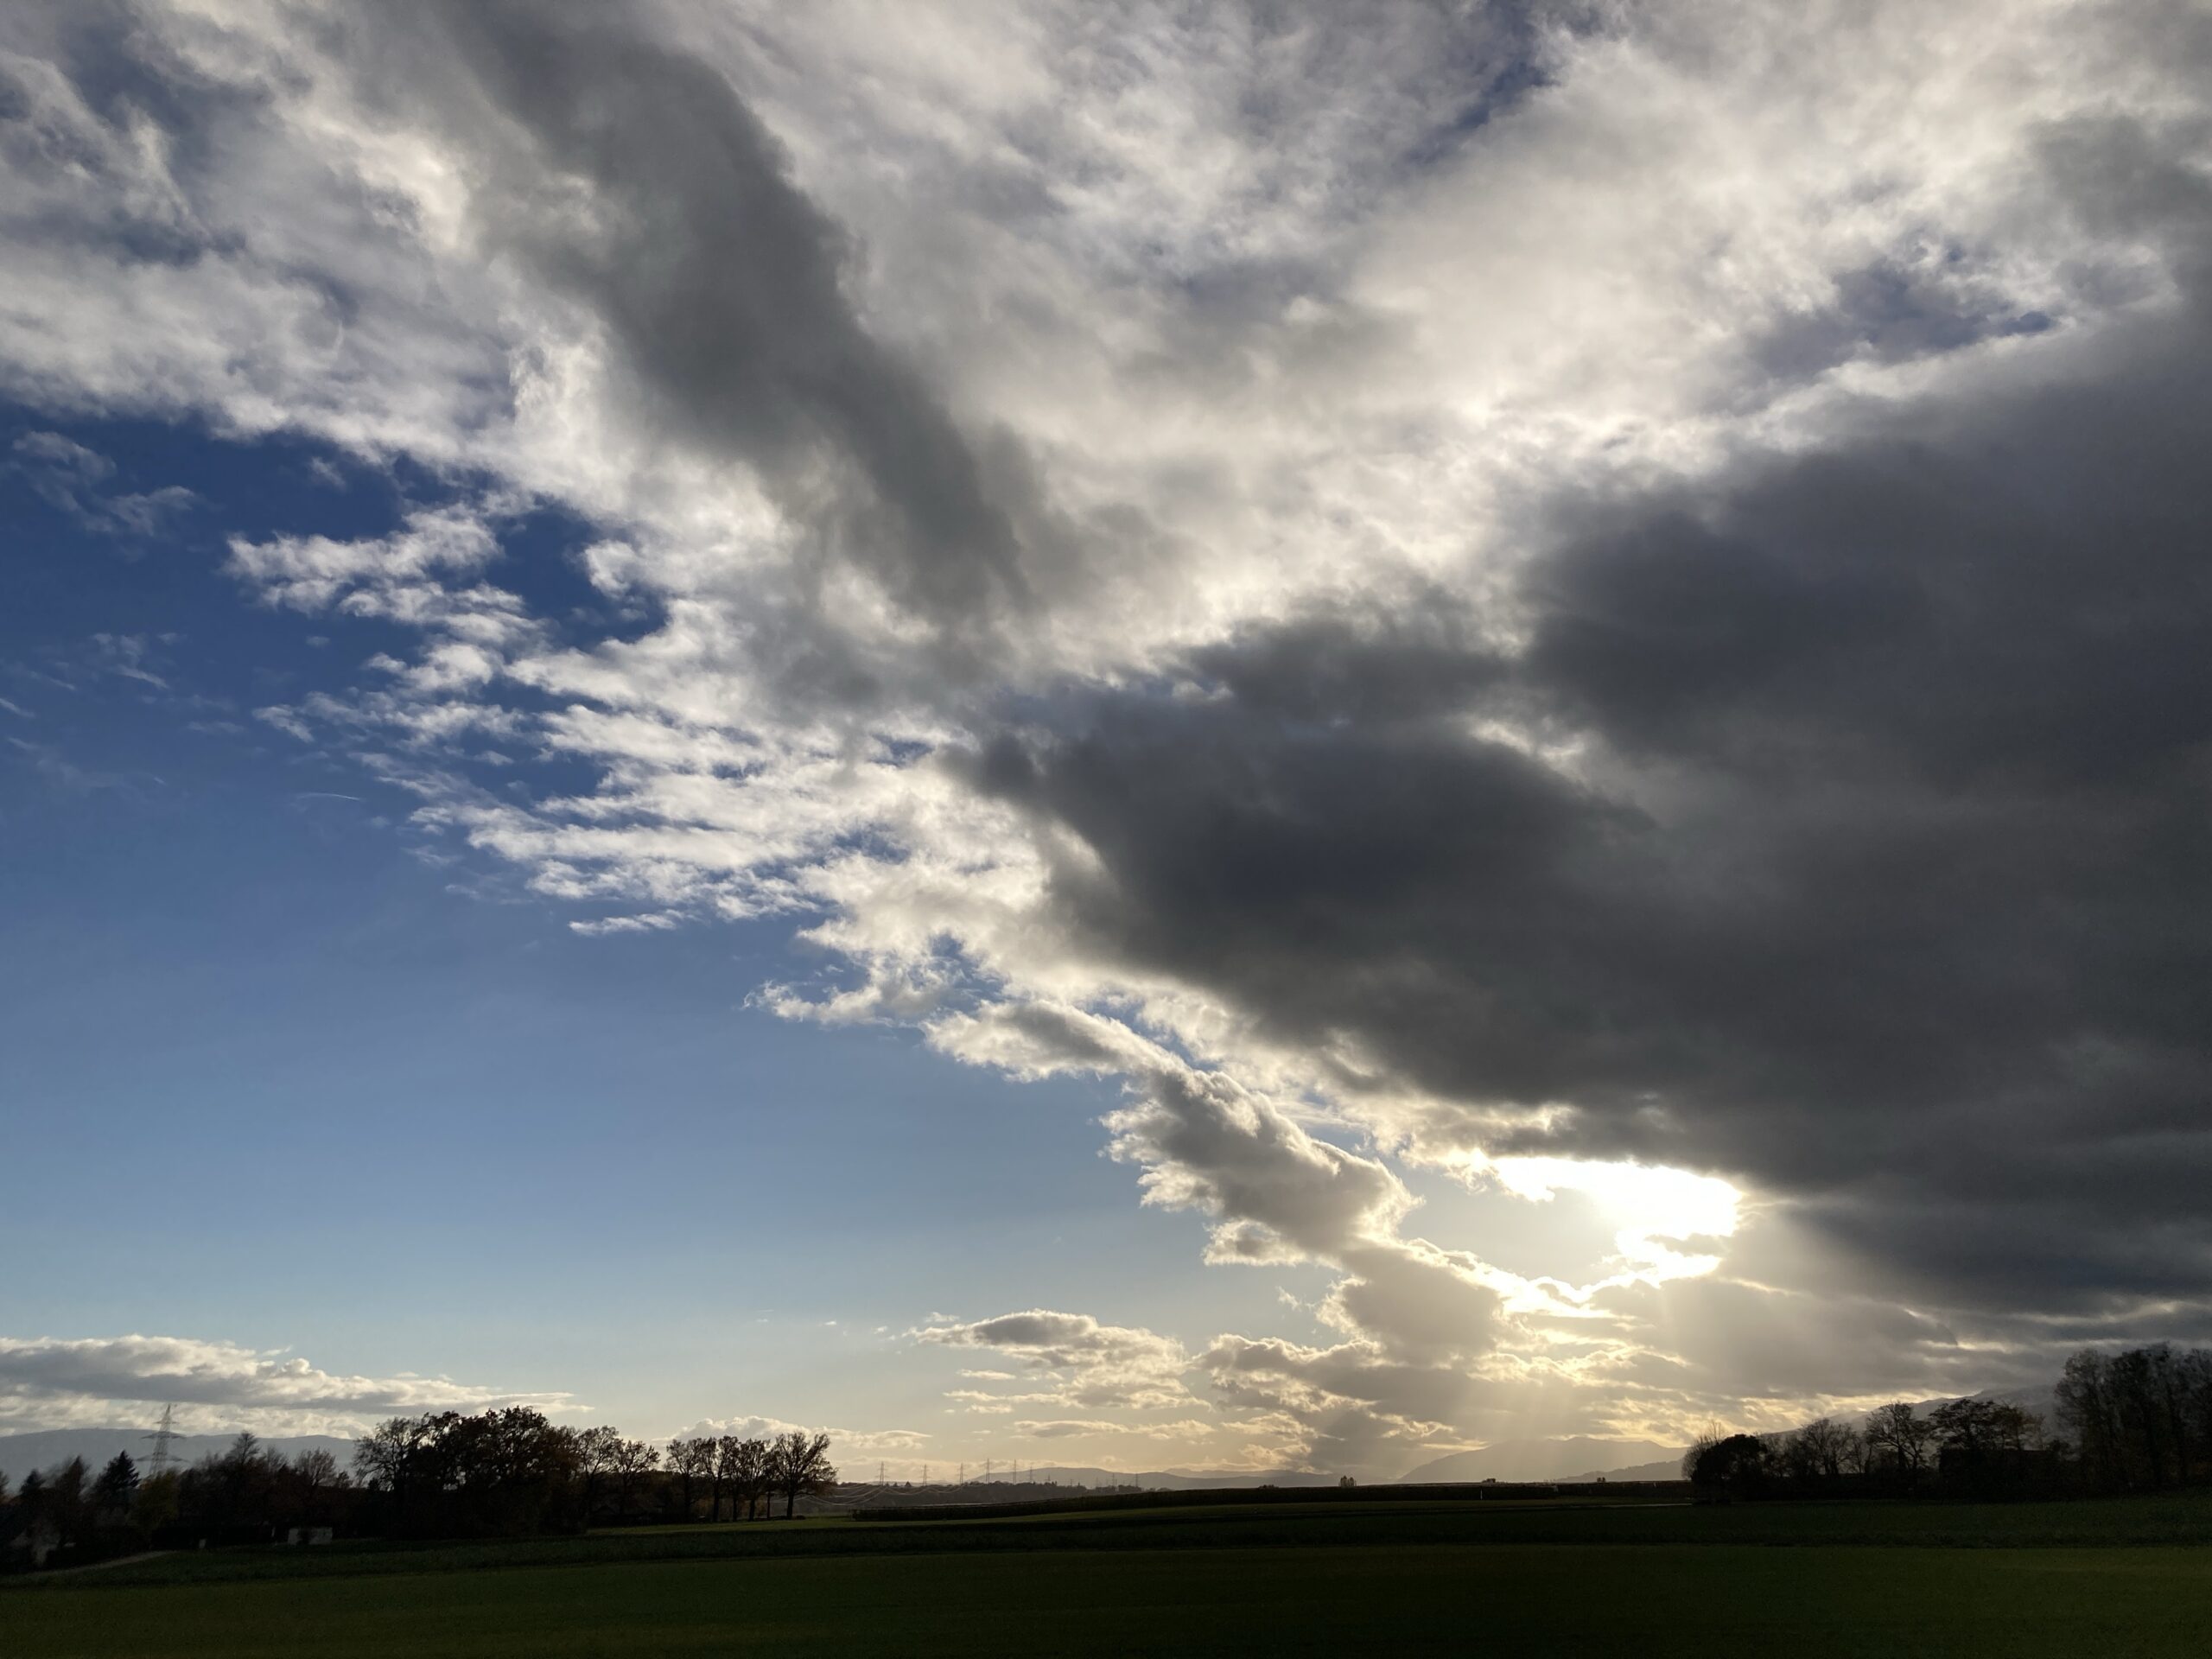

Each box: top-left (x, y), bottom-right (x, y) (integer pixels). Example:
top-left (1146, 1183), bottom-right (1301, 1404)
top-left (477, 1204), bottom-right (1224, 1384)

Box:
top-left (3, 1411), bottom-right (838, 1567)
top-left (351, 1410), bottom-right (836, 1536)
top-left (0, 1435), bottom-right (352, 1568)
top-left (1686, 1343), bottom-right (2212, 1500)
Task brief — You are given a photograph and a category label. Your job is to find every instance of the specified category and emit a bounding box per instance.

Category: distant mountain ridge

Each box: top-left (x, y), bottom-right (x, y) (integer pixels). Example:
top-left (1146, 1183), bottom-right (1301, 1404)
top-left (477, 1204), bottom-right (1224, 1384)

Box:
top-left (0, 1427), bottom-right (358, 1478)
top-left (1396, 1437), bottom-right (1684, 1484)
top-left (1561, 1458), bottom-right (1688, 1482)
top-left (1017, 1465), bottom-right (1340, 1491)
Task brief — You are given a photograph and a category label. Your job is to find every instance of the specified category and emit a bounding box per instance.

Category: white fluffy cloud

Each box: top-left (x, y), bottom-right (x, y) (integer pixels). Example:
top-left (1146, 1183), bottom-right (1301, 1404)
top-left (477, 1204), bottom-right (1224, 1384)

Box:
top-left (917, 1310), bottom-right (1196, 1414)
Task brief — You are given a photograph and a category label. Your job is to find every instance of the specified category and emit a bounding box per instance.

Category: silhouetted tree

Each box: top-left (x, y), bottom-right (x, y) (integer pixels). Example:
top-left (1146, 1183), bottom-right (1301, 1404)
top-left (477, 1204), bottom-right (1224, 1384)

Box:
top-left (709, 1436), bottom-right (735, 1520)
top-left (292, 1448), bottom-right (341, 1494)
top-left (16, 1469), bottom-right (47, 1530)
top-left (1863, 1402), bottom-right (1937, 1480)
top-left (173, 1433), bottom-right (288, 1541)
top-left (1688, 1433), bottom-right (1766, 1500)
top-left (1787, 1418), bottom-right (1859, 1484)
top-left (770, 1431), bottom-right (837, 1518)
top-left (667, 1438), bottom-right (715, 1520)
top-left (282, 1446), bottom-right (348, 1529)
top-left (2061, 1351), bottom-right (2127, 1484)
top-left (611, 1437), bottom-right (658, 1516)
top-left (351, 1408), bottom-right (583, 1538)
top-left (2181, 1348), bottom-right (2212, 1484)
top-left (2058, 1344), bottom-right (2212, 1491)
top-left (1930, 1399), bottom-right (1999, 1459)
top-left (574, 1425), bottom-right (624, 1523)
top-left (50, 1457), bottom-right (91, 1544)
top-left (722, 1435), bottom-right (772, 1520)
top-left (2117, 1348), bottom-right (2177, 1486)
top-left (129, 1471), bottom-right (179, 1537)
top-left (1681, 1424), bottom-right (1728, 1482)
top-left (91, 1452), bottom-right (139, 1521)
top-left (354, 1416), bottom-right (425, 1503)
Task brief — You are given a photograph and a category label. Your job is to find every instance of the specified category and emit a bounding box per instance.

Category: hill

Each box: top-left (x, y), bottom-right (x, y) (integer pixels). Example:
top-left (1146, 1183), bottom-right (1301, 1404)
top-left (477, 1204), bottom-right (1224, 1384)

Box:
top-left (1020, 1465), bottom-right (1340, 1491)
top-left (1565, 1458), bottom-right (1688, 1482)
top-left (1397, 1438), bottom-right (1683, 1484)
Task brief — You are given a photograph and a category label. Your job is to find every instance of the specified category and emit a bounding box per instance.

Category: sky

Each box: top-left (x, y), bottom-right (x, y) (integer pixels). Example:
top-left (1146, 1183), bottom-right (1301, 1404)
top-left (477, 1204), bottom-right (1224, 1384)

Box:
top-left (3, 0), bottom-right (2209, 1481)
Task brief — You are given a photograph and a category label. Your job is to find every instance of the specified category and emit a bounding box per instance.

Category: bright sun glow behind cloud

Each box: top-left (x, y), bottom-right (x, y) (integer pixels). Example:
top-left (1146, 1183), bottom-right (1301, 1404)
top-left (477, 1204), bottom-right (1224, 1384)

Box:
top-left (1487, 1158), bottom-right (1743, 1287)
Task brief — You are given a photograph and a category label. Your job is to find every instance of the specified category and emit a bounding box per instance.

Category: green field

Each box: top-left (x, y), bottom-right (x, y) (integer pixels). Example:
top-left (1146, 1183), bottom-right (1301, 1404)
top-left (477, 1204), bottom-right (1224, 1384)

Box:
top-left (10, 1497), bottom-right (2212, 1656)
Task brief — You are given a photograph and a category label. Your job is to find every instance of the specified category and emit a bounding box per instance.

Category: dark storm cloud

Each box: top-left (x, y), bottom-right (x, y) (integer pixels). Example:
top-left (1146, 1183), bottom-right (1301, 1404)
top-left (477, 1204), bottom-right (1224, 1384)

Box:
top-left (967, 110), bottom-right (2212, 1315)
top-left (407, 3), bottom-right (1029, 632)
top-left (1183, 596), bottom-right (1507, 724)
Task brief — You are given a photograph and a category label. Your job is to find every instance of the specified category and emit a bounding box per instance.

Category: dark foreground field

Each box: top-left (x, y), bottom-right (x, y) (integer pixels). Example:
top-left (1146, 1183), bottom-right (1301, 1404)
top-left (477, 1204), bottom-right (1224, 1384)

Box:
top-left (9, 1496), bottom-right (2212, 1656)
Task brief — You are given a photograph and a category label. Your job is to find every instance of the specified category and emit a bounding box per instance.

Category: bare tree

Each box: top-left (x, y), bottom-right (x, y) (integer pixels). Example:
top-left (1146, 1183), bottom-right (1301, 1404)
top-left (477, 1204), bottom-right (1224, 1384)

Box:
top-left (355, 1416), bottom-right (433, 1504)
top-left (2059, 1344), bottom-right (2212, 1491)
top-left (708, 1436), bottom-right (733, 1522)
top-left (291, 1448), bottom-right (341, 1495)
top-left (611, 1438), bottom-right (659, 1516)
top-left (770, 1431), bottom-right (837, 1519)
top-left (667, 1438), bottom-right (715, 1521)
top-left (712, 1434), bottom-right (767, 1521)
top-left (1863, 1402), bottom-right (1937, 1478)
top-left (733, 1436), bottom-right (773, 1520)
top-left (574, 1426), bottom-right (624, 1522)
top-left (1930, 1398), bottom-right (1999, 1460)
top-left (1789, 1418), bottom-right (1859, 1484)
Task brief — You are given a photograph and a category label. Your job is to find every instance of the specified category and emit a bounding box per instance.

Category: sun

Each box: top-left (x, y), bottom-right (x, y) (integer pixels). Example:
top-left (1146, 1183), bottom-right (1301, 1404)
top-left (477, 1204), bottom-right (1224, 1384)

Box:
top-left (1485, 1156), bottom-right (1743, 1285)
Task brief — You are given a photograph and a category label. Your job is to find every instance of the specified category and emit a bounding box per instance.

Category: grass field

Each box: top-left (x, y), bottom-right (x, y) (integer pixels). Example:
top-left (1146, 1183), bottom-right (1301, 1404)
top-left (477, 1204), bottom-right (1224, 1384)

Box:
top-left (9, 1496), bottom-right (2212, 1656)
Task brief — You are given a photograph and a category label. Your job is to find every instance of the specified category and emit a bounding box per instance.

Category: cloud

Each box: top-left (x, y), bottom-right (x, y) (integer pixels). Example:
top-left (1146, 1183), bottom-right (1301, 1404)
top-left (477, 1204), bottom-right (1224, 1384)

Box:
top-left (227, 508), bottom-right (502, 617)
top-left (1012, 1417), bottom-right (1216, 1442)
top-left (1012, 1419), bottom-right (1127, 1440)
top-left (1103, 1065), bottom-right (1413, 1267)
top-left (970, 109), bottom-right (2212, 1329)
top-left (10, 429), bottom-right (195, 535)
top-left (425, 2), bottom-right (1033, 644)
top-left (1194, 1333), bottom-right (1480, 1478)
top-left (0, 1335), bottom-right (577, 1437)
top-left (671, 1414), bottom-right (929, 1459)
top-left (568, 911), bottom-right (684, 937)
top-left (85, 631), bottom-right (170, 690)
top-left (3, 0), bottom-right (2209, 1455)
top-left (15, 429), bottom-right (110, 478)
top-left (916, 1309), bottom-right (1193, 1413)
